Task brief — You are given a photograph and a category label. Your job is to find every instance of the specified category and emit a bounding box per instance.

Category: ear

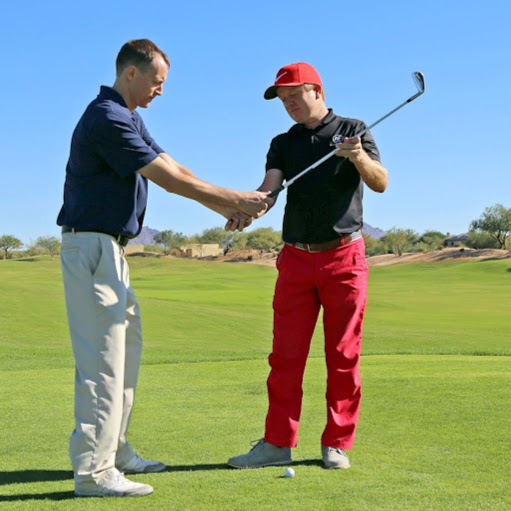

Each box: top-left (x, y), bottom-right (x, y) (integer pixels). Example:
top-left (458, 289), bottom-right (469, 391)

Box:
top-left (314, 85), bottom-right (322, 99)
top-left (125, 65), bottom-right (137, 82)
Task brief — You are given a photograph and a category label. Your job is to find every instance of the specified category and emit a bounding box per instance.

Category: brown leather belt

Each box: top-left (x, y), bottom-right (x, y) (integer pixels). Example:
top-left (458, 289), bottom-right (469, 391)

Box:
top-left (286, 230), bottom-right (362, 253)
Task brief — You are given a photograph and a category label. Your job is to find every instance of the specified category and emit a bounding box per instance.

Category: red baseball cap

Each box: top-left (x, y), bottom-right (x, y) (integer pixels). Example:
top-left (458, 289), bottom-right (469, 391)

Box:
top-left (264, 62), bottom-right (322, 100)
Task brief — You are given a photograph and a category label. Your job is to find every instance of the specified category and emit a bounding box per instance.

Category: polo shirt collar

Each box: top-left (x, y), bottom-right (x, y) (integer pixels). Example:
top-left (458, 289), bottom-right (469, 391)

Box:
top-left (296, 108), bottom-right (336, 133)
top-left (318, 109), bottom-right (336, 126)
top-left (99, 86), bottom-right (129, 109)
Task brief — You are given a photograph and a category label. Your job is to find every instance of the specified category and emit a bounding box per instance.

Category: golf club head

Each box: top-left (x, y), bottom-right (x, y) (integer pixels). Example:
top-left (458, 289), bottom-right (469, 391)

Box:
top-left (413, 71), bottom-right (425, 94)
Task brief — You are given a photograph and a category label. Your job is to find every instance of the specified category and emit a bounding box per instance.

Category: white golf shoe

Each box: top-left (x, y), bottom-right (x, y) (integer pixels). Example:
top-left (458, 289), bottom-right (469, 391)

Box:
top-left (74, 468), bottom-right (153, 497)
top-left (116, 452), bottom-right (166, 474)
top-left (228, 439), bottom-right (292, 468)
top-left (321, 445), bottom-right (351, 469)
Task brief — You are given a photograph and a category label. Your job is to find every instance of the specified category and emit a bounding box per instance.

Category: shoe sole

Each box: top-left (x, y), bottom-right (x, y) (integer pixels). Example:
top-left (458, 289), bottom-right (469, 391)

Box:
top-left (227, 459), bottom-right (293, 469)
top-left (75, 489), bottom-right (154, 497)
top-left (121, 465), bottom-right (167, 474)
top-left (324, 462), bottom-right (351, 469)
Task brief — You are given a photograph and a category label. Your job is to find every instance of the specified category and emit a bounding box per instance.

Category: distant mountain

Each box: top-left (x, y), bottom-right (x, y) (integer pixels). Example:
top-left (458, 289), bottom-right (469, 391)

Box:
top-left (362, 223), bottom-right (386, 239)
top-left (128, 226), bottom-right (160, 245)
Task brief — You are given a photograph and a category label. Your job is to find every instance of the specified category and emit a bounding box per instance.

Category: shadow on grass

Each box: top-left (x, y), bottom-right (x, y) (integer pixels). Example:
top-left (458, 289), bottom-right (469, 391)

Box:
top-left (0, 460), bottom-right (323, 479)
top-left (0, 461), bottom-right (325, 501)
top-left (0, 491), bottom-right (75, 502)
top-left (0, 471), bottom-right (75, 501)
top-left (0, 469), bottom-right (73, 485)
top-left (164, 459), bottom-right (323, 473)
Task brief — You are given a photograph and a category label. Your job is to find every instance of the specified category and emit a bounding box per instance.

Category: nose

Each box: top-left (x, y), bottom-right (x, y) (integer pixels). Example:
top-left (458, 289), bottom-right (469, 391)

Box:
top-left (283, 99), bottom-right (295, 111)
top-left (156, 84), bottom-right (163, 96)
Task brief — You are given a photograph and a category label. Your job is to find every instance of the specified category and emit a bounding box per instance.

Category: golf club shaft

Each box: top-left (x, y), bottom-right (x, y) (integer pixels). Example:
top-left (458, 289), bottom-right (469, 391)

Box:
top-left (267, 76), bottom-right (424, 199)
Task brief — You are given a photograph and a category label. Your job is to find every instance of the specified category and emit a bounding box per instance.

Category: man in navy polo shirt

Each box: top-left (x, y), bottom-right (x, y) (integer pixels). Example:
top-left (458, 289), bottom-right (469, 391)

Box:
top-left (57, 39), bottom-right (268, 498)
top-left (228, 62), bottom-right (388, 470)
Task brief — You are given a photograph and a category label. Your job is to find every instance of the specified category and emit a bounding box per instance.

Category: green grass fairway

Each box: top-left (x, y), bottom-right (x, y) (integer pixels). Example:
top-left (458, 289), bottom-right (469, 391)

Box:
top-left (0, 256), bottom-right (510, 509)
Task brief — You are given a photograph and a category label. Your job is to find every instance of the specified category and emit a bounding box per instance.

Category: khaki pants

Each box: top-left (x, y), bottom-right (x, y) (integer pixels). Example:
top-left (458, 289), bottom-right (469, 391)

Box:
top-left (61, 232), bottom-right (142, 485)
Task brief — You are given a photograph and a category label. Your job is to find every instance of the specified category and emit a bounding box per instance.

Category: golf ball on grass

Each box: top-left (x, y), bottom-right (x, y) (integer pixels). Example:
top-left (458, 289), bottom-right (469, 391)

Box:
top-left (284, 468), bottom-right (295, 478)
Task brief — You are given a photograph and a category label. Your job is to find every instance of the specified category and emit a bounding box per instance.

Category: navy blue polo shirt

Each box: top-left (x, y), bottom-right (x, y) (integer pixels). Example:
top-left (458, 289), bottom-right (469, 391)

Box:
top-left (265, 109), bottom-right (381, 243)
top-left (57, 86), bottom-right (164, 237)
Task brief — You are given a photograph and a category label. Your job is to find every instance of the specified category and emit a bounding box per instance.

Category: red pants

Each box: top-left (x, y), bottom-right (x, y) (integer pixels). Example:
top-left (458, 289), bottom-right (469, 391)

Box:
top-left (264, 238), bottom-right (368, 450)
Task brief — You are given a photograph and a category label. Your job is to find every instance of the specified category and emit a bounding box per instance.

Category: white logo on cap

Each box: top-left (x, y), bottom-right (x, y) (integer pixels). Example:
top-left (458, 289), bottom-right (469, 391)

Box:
top-left (276, 71), bottom-right (288, 82)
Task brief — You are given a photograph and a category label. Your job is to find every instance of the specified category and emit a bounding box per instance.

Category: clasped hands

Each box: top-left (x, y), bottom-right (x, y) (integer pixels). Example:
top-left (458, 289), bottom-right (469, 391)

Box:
top-left (224, 192), bottom-right (274, 232)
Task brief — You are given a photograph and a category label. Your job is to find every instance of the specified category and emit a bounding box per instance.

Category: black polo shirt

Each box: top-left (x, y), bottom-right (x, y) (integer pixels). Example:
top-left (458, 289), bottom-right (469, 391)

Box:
top-left (265, 109), bottom-right (381, 244)
top-left (57, 86), bottom-right (164, 238)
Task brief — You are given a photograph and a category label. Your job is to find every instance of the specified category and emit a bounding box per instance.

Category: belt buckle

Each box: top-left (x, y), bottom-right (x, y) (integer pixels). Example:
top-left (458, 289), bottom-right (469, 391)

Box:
top-left (293, 242), bottom-right (318, 253)
top-left (117, 235), bottom-right (129, 247)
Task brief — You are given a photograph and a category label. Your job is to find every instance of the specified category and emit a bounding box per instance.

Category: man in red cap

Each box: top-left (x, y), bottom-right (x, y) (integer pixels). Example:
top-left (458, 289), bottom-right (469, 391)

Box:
top-left (227, 62), bottom-right (388, 470)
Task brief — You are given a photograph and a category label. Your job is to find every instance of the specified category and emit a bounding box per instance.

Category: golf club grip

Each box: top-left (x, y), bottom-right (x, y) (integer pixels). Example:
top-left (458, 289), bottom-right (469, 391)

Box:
top-left (268, 185), bottom-right (285, 199)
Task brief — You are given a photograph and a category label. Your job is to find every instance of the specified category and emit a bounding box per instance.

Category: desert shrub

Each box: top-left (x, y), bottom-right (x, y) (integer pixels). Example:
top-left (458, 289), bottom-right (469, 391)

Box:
top-left (144, 244), bottom-right (166, 254)
top-left (466, 231), bottom-right (499, 249)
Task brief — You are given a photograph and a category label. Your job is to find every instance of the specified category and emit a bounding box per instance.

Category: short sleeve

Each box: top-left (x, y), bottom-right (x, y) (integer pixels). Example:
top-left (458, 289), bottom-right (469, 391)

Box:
top-left (91, 111), bottom-right (160, 177)
top-left (265, 135), bottom-right (286, 172)
top-left (135, 112), bottom-right (165, 155)
top-left (360, 126), bottom-right (381, 162)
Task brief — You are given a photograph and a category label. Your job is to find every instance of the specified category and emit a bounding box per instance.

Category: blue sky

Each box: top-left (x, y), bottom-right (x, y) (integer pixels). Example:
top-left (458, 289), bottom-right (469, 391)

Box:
top-left (1, 0), bottom-right (510, 244)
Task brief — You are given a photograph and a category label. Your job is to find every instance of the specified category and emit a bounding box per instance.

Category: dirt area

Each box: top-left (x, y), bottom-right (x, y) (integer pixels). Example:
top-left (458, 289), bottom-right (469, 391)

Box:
top-left (205, 247), bottom-right (511, 267)
top-left (203, 250), bottom-right (279, 266)
top-left (130, 247), bottom-right (511, 267)
top-left (366, 247), bottom-right (511, 266)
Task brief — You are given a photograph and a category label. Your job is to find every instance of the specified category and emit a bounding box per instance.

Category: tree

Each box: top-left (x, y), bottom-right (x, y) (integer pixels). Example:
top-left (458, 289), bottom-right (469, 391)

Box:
top-left (197, 226), bottom-right (242, 255)
top-left (198, 227), bottom-right (226, 244)
top-left (381, 228), bottom-right (418, 256)
top-left (470, 204), bottom-right (511, 249)
top-left (231, 232), bottom-right (248, 252)
top-left (419, 230), bottom-right (446, 251)
top-left (466, 230), bottom-right (499, 249)
top-left (363, 233), bottom-right (387, 256)
top-left (245, 227), bottom-right (282, 254)
top-left (0, 235), bottom-right (23, 260)
top-left (35, 235), bottom-right (61, 260)
top-left (153, 230), bottom-right (186, 255)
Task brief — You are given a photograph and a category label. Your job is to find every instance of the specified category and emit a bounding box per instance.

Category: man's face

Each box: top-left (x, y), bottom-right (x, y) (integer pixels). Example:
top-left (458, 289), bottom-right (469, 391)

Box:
top-left (130, 54), bottom-right (169, 109)
top-left (277, 85), bottom-right (319, 125)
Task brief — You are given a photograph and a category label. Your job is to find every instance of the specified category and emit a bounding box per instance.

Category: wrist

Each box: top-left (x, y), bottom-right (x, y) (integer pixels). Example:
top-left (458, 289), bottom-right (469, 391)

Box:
top-left (232, 190), bottom-right (244, 208)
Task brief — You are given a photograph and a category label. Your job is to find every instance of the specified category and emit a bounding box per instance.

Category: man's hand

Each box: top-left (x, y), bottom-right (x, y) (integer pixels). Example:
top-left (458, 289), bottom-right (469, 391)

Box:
top-left (224, 168), bottom-right (283, 231)
top-left (335, 137), bottom-right (388, 193)
top-left (224, 212), bottom-right (253, 232)
top-left (236, 190), bottom-right (270, 218)
top-left (198, 202), bottom-right (252, 232)
top-left (334, 136), bottom-right (364, 163)
top-left (224, 195), bottom-right (276, 231)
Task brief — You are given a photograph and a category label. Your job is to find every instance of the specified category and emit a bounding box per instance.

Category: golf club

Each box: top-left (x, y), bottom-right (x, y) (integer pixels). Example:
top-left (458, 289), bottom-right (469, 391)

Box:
top-left (267, 72), bottom-right (425, 199)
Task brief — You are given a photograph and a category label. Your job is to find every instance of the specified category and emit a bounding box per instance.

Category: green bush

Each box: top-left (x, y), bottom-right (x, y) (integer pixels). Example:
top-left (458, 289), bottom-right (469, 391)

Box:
top-left (144, 244), bottom-right (166, 254)
top-left (363, 234), bottom-right (387, 256)
top-left (466, 230), bottom-right (499, 249)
